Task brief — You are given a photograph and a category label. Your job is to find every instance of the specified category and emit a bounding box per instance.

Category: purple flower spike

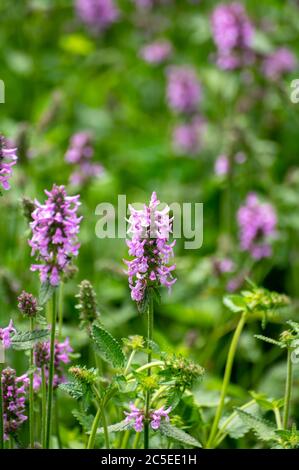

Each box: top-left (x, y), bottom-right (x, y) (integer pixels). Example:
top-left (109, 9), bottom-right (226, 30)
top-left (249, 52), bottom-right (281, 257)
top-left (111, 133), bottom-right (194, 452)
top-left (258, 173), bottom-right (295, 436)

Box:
top-left (211, 3), bottom-right (254, 70)
top-left (29, 184), bottom-right (82, 286)
top-left (1, 367), bottom-right (29, 440)
top-left (263, 48), bottom-right (296, 81)
top-left (0, 320), bottom-right (16, 349)
top-left (166, 66), bottom-right (201, 114)
top-left (75, 0), bottom-right (119, 34)
top-left (150, 405), bottom-right (172, 430)
top-left (140, 41), bottom-right (172, 65)
top-left (0, 134), bottom-right (18, 192)
top-left (124, 192), bottom-right (176, 303)
top-left (237, 193), bottom-right (277, 260)
top-left (172, 116), bottom-right (204, 155)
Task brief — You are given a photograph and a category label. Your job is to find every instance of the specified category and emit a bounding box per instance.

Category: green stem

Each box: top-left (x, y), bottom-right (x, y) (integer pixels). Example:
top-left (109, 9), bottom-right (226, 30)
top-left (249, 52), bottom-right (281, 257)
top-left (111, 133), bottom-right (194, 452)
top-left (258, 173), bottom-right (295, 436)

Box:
top-left (58, 282), bottom-right (64, 340)
top-left (41, 366), bottom-right (47, 447)
top-left (45, 290), bottom-right (57, 449)
top-left (29, 317), bottom-right (35, 448)
top-left (283, 348), bottom-right (293, 430)
top-left (0, 362), bottom-right (4, 449)
top-left (207, 311), bottom-right (247, 448)
top-left (214, 399), bottom-right (255, 447)
top-left (132, 431), bottom-right (141, 449)
top-left (124, 350), bottom-right (136, 376)
top-left (87, 406), bottom-right (101, 449)
top-left (144, 294), bottom-right (154, 450)
top-left (274, 407), bottom-right (282, 430)
top-left (91, 385), bottom-right (110, 449)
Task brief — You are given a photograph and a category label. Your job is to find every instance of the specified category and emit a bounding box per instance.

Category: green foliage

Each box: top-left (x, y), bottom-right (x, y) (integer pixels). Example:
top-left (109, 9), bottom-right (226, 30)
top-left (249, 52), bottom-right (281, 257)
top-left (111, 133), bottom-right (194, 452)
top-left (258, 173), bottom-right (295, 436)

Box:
top-left (91, 323), bottom-right (125, 368)
top-left (159, 423), bottom-right (202, 448)
top-left (96, 420), bottom-right (129, 435)
top-left (39, 282), bottom-right (56, 306)
top-left (10, 329), bottom-right (49, 350)
top-left (236, 409), bottom-right (276, 442)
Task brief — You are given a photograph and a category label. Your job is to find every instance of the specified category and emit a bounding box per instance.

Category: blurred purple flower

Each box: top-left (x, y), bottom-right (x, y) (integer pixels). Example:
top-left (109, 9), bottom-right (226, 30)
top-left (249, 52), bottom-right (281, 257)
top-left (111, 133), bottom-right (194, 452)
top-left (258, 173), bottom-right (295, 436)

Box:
top-left (166, 66), bottom-right (201, 114)
top-left (0, 320), bottom-right (16, 349)
top-left (1, 367), bottom-right (29, 440)
top-left (33, 338), bottom-right (73, 390)
top-left (75, 0), bottom-right (119, 33)
top-left (0, 134), bottom-right (18, 192)
top-left (211, 3), bottom-right (254, 70)
top-left (213, 258), bottom-right (235, 276)
top-left (263, 48), bottom-right (296, 80)
top-left (237, 193), bottom-right (277, 260)
top-left (29, 185), bottom-right (82, 286)
top-left (65, 132), bottom-right (104, 186)
top-left (172, 116), bottom-right (204, 155)
top-left (124, 192), bottom-right (176, 303)
top-left (140, 40), bottom-right (172, 64)
top-left (215, 154), bottom-right (230, 176)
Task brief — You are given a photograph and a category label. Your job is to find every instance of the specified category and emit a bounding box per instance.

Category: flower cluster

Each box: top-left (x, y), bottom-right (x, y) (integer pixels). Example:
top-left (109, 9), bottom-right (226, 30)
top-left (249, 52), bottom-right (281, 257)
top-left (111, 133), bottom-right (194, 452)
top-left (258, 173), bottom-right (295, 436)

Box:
top-left (17, 291), bottom-right (39, 318)
top-left (237, 193), bottom-right (277, 259)
top-left (29, 185), bottom-right (82, 286)
top-left (211, 2), bottom-right (254, 70)
top-left (163, 354), bottom-right (205, 388)
top-left (172, 116), bottom-right (204, 155)
top-left (0, 134), bottom-right (18, 192)
top-left (75, 0), bottom-right (119, 34)
top-left (166, 66), bottom-right (201, 114)
top-left (0, 320), bottom-right (16, 349)
top-left (263, 48), bottom-right (296, 81)
top-left (1, 367), bottom-right (29, 439)
top-left (124, 192), bottom-right (176, 303)
top-left (75, 279), bottom-right (100, 329)
top-left (124, 403), bottom-right (171, 432)
top-left (140, 41), bottom-right (172, 65)
top-left (65, 132), bottom-right (103, 187)
top-left (34, 338), bottom-right (73, 389)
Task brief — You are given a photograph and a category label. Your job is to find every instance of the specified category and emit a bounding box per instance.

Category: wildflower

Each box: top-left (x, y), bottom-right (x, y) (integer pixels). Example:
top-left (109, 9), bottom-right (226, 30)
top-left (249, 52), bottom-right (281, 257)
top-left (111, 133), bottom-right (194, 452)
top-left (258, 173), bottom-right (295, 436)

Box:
top-left (211, 3), bottom-right (254, 70)
top-left (124, 192), bottom-right (176, 304)
top-left (213, 258), bottom-right (235, 276)
top-left (237, 193), bottom-right (277, 259)
top-left (0, 134), bottom-right (18, 192)
top-left (75, 280), bottom-right (100, 329)
top-left (150, 406), bottom-right (171, 430)
top-left (214, 154), bottom-right (230, 176)
top-left (29, 184), bottom-right (82, 286)
top-left (263, 48), bottom-right (296, 81)
top-left (166, 66), bottom-right (201, 114)
top-left (65, 132), bottom-right (104, 187)
top-left (0, 320), bottom-right (16, 349)
top-left (75, 0), bottom-right (119, 34)
top-left (17, 291), bottom-right (39, 318)
top-left (33, 338), bottom-right (73, 389)
top-left (172, 116), bottom-right (204, 155)
top-left (1, 367), bottom-right (29, 439)
top-left (140, 41), bottom-right (172, 65)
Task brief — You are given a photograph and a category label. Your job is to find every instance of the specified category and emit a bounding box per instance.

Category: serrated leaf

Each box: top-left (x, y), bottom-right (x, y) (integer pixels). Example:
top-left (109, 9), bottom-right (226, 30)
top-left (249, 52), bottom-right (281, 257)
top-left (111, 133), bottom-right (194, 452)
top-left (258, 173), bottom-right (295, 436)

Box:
top-left (39, 281), bottom-right (56, 305)
top-left (219, 403), bottom-right (259, 439)
top-left (91, 324), bottom-right (125, 368)
top-left (59, 381), bottom-right (84, 401)
top-left (96, 419), bottom-right (129, 435)
top-left (10, 329), bottom-right (49, 350)
top-left (287, 320), bottom-right (299, 334)
top-left (159, 423), bottom-right (202, 448)
top-left (72, 410), bottom-right (94, 431)
top-left (223, 295), bottom-right (246, 313)
top-left (236, 409), bottom-right (276, 442)
top-left (165, 388), bottom-right (183, 411)
top-left (254, 335), bottom-right (284, 348)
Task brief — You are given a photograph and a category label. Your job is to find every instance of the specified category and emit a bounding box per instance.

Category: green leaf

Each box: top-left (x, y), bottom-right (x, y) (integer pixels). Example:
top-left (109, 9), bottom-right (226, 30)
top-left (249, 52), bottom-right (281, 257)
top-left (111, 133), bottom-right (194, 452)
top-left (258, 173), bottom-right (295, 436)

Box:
top-left (219, 403), bottom-right (259, 439)
top-left (159, 423), bottom-right (202, 448)
top-left (59, 381), bottom-right (84, 401)
top-left (10, 329), bottom-right (49, 350)
top-left (223, 295), bottom-right (246, 313)
top-left (137, 287), bottom-right (150, 315)
top-left (254, 335), bottom-right (284, 348)
top-left (39, 282), bottom-right (55, 306)
top-left (236, 409), bottom-right (276, 442)
top-left (91, 323), bottom-right (125, 368)
top-left (72, 410), bottom-right (94, 431)
top-left (96, 419), bottom-right (129, 435)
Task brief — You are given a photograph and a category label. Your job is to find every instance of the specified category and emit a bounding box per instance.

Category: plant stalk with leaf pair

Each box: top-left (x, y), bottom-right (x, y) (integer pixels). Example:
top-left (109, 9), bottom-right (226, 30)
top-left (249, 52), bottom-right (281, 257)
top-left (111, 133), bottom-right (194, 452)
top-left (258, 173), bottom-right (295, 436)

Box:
top-left (45, 290), bottom-right (57, 448)
top-left (144, 292), bottom-right (154, 449)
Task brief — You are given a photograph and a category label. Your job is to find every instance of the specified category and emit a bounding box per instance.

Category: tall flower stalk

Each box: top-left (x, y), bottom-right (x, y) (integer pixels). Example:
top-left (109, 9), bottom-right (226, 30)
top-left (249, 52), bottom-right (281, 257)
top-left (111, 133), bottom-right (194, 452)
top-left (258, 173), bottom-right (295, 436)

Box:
top-left (0, 362), bottom-right (3, 449)
top-left (124, 192), bottom-right (176, 448)
top-left (29, 184), bottom-right (81, 448)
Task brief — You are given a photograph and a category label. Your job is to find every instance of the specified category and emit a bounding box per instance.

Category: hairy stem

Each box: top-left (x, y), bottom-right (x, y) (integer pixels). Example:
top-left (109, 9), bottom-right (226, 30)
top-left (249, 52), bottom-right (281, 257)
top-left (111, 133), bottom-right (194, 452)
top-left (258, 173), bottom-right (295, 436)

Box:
top-left (41, 366), bottom-right (47, 447)
top-left (283, 348), bottom-right (293, 429)
top-left (207, 311), bottom-right (247, 448)
top-left (29, 317), bottom-right (35, 448)
top-left (45, 290), bottom-right (57, 449)
top-left (58, 282), bottom-right (64, 340)
top-left (144, 294), bottom-right (154, 450)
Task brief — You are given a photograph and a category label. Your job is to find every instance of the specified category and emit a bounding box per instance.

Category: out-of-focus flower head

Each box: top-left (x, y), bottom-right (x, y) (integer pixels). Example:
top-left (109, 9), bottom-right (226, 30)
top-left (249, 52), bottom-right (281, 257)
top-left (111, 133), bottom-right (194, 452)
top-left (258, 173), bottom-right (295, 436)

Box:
top-left (0, 134), bottom-right (18, 192)
top-left (215, 154), bottom-right (230, 176)
top-left (29, 185), bottom-right (82, 286)
top-left (172, 116), bottom-right (204, 156)
top-left (211, 2), bottom-right (254, 70)
top-left (34, 338), bottom-right (73, 390)
top-left (140, 40), bottom-right (172, 65)
top-left (237, 193), bottom-right (277, 260)
top-left (17, 291), bottom-right (39, 318)
top-left (75, 0), bottom-right (119, 34)
top-left (0, 320), bottom-right (16, 349)
top-left (166, 66), bottom-right (201, 114)
top-left (263, 48), bottom-right (296, 81)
